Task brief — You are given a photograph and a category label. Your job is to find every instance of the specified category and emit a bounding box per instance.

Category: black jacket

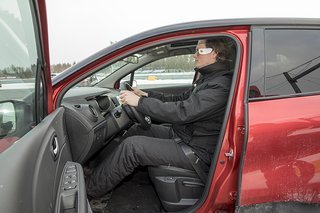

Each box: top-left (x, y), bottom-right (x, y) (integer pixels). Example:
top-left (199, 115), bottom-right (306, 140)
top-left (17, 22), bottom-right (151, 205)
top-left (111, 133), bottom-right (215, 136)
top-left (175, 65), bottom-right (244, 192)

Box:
top-left (137, 62), bottom-right (233, 164)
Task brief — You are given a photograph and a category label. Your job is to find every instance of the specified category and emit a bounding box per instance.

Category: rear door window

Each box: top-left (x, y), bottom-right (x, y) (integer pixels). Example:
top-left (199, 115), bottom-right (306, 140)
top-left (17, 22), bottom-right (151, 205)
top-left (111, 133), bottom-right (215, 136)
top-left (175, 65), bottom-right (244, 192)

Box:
top-left (249, 29), bottom-right (320, 98)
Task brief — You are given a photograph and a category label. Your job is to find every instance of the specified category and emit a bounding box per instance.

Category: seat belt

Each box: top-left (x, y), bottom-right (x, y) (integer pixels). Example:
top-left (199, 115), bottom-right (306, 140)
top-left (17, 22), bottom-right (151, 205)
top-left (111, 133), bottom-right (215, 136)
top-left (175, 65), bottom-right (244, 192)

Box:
top-left (179, 143), bottom-right (207, 183)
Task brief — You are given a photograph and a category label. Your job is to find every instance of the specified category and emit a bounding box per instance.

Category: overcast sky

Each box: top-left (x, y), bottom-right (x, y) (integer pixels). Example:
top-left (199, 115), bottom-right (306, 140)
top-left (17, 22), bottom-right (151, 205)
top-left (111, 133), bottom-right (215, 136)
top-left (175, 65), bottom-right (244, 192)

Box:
top-left (46, 0), bottom-right (319, 64)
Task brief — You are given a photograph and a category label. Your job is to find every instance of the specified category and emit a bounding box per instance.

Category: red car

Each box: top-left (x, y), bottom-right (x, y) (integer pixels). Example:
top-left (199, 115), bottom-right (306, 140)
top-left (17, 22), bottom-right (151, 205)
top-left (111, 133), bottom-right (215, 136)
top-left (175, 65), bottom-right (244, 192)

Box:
top-left (1, 1), bottom-right (320, 212)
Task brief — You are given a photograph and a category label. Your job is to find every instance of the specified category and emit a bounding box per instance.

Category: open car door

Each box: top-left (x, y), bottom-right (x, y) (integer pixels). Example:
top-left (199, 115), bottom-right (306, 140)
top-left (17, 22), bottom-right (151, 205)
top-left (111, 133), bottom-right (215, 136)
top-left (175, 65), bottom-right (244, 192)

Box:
top-left (0, 1), bottom-right (90, 212)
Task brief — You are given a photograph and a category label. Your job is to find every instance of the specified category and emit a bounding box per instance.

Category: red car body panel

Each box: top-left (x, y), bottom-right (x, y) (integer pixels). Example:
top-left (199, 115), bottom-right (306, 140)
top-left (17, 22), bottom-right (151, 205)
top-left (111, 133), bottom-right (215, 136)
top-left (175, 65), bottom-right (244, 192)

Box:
top-left (0, 137), bottom-right (19, 154)
top-left (241, 96), bottom-right (320, 205)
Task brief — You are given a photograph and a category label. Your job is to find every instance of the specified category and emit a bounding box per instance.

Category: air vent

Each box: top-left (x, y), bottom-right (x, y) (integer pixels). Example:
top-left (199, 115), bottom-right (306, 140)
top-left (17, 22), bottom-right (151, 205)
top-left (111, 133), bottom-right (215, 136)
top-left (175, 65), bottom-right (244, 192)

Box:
top-left (89, 105), bottom-right (98, 118)
top-left (111, 97), bottom-right (120, 107)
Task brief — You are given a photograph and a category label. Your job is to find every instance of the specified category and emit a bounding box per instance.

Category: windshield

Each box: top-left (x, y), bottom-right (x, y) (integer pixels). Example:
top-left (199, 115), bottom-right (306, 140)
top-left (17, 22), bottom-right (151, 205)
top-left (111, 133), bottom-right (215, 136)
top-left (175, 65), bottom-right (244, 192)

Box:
top-left (76, 54), bottom-right (142, 87)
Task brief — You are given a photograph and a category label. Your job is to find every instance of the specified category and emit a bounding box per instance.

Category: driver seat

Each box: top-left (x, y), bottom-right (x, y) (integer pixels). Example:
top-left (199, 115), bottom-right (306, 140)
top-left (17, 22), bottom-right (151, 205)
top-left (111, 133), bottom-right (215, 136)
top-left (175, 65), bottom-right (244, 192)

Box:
top-left (148, 165), bottom-right (205, 212)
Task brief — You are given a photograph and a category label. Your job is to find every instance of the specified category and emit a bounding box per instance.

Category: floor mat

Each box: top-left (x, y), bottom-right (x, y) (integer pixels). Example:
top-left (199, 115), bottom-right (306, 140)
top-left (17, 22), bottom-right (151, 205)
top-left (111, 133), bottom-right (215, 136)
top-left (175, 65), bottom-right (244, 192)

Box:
top-left (89, 192), bottom-right (112, 213)
top-left (104, 168), bottom-right (163, 213)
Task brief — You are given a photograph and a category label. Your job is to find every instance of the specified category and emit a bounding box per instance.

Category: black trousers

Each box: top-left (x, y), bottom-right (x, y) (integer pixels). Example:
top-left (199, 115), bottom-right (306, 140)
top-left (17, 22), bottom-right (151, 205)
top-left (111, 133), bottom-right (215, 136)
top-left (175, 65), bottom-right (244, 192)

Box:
top-left (86, 124), bottom-right (193, 198)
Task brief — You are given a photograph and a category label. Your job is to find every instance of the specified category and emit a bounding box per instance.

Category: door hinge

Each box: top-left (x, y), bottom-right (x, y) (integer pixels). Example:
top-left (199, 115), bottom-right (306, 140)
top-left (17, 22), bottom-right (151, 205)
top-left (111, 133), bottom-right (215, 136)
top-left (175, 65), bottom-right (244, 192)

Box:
top-left (238, 126), bottom-right (245, 135)
top-left (229, 191), bottom-right (238, 201)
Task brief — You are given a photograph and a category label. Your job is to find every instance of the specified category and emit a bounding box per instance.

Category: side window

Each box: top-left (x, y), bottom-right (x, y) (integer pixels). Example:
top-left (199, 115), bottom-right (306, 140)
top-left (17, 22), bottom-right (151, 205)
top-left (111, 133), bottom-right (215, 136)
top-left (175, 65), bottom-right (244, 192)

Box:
top-left (249, 29), bottom-right (320, 98)
top-left (0, 1), bottom-right (39, 142)
top-left (122, 55), bottom-right (195, 89)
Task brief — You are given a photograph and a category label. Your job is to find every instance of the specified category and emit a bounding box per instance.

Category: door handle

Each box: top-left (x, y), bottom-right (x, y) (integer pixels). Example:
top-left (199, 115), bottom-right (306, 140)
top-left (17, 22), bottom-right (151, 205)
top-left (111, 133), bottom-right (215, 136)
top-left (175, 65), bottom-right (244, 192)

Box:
top-left (51, 136), bottom-right (59, 160)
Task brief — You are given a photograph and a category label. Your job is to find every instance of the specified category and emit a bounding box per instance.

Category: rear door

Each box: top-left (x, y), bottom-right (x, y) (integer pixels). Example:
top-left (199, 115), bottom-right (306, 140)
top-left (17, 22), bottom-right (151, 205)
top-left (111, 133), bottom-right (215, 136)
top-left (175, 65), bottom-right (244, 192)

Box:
top-left (0, 1), bottom-right (89, 212)
top-left (238, 26), bottom-right (320, 212)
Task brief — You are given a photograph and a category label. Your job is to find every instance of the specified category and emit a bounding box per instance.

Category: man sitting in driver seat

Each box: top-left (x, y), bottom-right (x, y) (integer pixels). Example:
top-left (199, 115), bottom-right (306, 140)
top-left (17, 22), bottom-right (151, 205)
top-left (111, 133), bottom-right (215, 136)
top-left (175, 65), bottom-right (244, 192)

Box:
top-left (86, 38), bottom-right (233, 198)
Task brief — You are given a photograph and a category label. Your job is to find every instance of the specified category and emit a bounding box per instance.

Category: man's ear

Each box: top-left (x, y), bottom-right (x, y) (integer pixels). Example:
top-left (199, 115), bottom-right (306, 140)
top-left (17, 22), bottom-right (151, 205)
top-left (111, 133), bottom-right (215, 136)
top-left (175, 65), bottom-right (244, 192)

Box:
top-left (211, 51), bottom-right (218, 60)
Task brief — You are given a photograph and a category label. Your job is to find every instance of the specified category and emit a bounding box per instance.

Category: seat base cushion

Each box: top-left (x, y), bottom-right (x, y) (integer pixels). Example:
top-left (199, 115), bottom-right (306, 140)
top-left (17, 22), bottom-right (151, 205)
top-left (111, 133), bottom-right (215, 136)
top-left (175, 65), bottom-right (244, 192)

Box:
top-left (148, 166), bottom-right (204, 212)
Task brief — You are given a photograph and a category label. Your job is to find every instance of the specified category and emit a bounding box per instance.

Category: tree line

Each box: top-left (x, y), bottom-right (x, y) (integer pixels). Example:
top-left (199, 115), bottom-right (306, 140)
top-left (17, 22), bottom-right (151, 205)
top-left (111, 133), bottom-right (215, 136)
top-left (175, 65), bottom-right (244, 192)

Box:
top-left (51, 62), bottom-right (76, 73)
top-left (140, 55), bottom-right (195, 72)
top-left (0, 63), bottom-right (75, 78)
top-left (49, 55), bottom-right (195, 74)
top-left (0, 54), bottom-right (195, 79)
top-left (0, 65), bottom-right (36, 78)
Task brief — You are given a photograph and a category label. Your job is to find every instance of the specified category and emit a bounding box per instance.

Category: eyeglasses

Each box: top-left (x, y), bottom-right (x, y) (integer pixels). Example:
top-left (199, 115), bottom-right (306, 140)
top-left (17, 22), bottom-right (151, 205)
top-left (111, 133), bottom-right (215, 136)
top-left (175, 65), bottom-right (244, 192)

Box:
top-left (195, 48), bottom-right (213, 55)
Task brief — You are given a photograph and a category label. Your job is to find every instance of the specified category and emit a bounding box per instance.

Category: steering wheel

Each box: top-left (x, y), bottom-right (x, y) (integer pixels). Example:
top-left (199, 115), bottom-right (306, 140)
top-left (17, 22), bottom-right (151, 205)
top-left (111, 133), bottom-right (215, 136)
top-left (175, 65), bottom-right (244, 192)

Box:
top-left (122, 104), bottom-right (151, 129)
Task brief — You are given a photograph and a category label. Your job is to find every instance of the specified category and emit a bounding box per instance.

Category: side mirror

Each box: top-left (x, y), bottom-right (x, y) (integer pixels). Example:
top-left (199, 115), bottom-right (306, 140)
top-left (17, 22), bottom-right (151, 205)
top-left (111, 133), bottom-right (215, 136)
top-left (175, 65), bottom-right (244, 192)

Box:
top-left (0, 101), bottom-right (16, 137)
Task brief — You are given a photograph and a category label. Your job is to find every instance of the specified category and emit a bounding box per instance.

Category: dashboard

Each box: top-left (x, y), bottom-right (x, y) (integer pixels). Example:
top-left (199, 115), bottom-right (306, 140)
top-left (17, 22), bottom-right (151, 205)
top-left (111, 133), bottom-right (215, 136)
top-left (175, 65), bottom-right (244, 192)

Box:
top-left (62, 87), bottom-right (132, 163)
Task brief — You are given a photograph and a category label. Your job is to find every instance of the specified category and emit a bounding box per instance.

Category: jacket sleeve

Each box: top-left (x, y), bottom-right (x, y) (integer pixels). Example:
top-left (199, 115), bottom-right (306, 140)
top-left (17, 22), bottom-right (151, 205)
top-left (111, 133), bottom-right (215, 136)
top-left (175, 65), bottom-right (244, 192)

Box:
top-left (137, 78), bottom-right (230, 124)
top-left (147, 88), bottom-right (192, 102)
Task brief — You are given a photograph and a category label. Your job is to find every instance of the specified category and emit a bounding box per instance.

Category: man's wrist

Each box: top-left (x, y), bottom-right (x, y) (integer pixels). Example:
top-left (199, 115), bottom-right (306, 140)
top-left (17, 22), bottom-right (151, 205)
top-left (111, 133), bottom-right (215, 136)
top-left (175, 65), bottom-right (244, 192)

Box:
top-left (134, 96), bottom-right (140, 107)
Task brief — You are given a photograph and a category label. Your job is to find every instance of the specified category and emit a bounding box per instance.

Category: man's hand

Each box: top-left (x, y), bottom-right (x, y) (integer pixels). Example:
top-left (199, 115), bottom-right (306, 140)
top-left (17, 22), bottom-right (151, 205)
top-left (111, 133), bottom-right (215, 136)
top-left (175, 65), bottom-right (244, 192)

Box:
top-left (119, 91), bottom-right (140, 107)
top-left (132, 87), bottom-right (148, 97)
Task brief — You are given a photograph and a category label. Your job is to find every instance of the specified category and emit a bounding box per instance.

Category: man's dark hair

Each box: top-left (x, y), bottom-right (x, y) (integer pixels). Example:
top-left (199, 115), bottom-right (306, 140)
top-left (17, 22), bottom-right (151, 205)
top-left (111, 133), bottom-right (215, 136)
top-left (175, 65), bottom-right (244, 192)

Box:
top-left (205, 38), bottom-right (231, 63)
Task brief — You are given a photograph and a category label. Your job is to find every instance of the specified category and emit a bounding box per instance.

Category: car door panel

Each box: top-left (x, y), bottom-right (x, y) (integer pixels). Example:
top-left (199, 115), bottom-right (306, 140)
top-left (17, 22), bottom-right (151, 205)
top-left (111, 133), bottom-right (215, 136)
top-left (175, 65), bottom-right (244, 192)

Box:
top-left (55, 162), bottom-right (89, 213)
top-left (239, 96), bottom-right (320, 209)
top-left (238, 26), bottom-right (320, 211)
top-left (0, 107), bottom-right (77, 213)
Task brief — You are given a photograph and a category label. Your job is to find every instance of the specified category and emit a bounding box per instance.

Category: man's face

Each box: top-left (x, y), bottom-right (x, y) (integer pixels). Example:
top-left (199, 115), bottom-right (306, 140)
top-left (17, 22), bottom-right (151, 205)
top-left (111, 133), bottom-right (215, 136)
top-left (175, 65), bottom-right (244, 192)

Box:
top-left (193, 42), bottom-right (217, 69)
